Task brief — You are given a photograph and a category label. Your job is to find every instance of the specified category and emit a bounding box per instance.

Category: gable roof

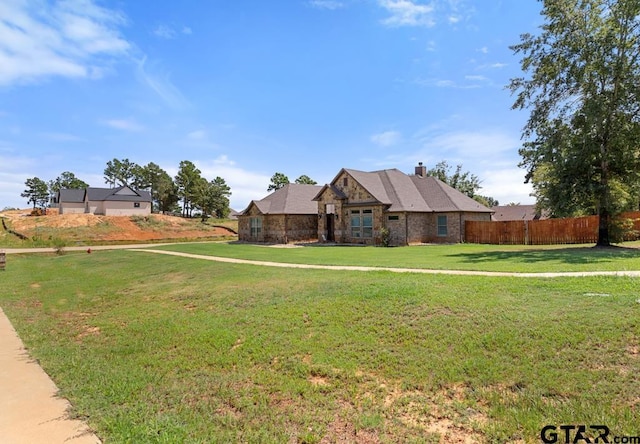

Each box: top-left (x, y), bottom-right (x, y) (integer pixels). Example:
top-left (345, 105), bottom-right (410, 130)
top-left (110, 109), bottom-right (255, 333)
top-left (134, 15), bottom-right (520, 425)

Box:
top-left (326, 168), bottom-right (493, 213)
top-left (58, 188), bottom-right (85, 203)
top-left (86, 186), bottom-right (151, 202)
top-left (58, 186), bottom-right (151, 203)
top-left (242, 184), bottom-right (322, 215)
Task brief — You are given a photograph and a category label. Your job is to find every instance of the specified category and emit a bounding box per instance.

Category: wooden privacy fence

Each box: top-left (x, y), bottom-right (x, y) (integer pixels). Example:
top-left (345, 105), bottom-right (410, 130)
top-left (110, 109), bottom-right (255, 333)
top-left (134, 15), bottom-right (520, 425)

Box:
top-left (465, 211), bottom-right (640, 245)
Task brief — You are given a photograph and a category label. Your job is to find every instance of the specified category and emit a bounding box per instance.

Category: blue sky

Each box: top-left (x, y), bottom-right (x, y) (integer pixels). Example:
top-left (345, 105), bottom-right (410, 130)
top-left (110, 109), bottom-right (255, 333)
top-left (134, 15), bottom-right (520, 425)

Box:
top-left (1, 0), bottom-right (543, 211)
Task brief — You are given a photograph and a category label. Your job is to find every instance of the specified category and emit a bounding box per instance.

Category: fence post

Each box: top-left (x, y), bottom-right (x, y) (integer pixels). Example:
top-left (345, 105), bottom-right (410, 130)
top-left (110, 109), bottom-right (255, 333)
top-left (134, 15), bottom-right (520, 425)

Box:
top-left (0, 250), bottom-right (5, 271)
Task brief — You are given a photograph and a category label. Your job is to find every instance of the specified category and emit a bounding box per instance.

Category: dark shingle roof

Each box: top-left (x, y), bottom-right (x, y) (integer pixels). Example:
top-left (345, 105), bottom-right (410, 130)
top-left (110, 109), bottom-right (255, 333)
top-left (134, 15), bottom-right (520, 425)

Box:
top-left (86, 186), bottom-right (151, 202)
top-left (491, 205), bottom-right (548, 221)
top-left (59, 186), bottom-right (151, 203)
top-left (411, 175), bottom-right (492, 213)
top-left (58, 189), bottom-right (85, 203)
top-left (337, 169), bottom-right (493, 213)
top-left (243, 184), bottom-right (322, 215)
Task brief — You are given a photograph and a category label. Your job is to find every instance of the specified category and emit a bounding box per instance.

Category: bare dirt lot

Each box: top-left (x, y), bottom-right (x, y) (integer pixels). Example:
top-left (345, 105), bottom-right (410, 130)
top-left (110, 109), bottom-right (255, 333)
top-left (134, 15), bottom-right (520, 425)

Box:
top-left (1, 209), bottom-right (237, 243)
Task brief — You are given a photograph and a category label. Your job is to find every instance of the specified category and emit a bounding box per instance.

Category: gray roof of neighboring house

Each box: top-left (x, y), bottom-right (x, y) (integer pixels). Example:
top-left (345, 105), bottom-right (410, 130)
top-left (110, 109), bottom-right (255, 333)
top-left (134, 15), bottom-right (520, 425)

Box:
top-left (86, 186), bottom-right (151, 202)
top-left (491, 204), bottom-right (549, 221)
top-left (330, 168), bottom-right (493, 213)
top-left (242, 184), bottom-right (323, 215)
top-left (58, 186), bottom-right (151, 203)
top-left (58, 188), bottom-right (85, 203)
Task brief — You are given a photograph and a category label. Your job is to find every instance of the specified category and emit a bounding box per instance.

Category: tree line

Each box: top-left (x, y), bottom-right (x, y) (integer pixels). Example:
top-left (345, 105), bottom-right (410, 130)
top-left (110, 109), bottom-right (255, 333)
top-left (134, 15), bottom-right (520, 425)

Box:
top-left (21, 159), bottom-right (232, 219)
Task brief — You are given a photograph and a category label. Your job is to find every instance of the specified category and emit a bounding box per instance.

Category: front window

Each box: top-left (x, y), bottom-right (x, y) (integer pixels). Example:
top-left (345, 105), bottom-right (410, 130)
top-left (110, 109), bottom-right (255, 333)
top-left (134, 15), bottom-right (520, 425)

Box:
top-left (350, 210), bottom-right (361, 238)
top-left (351, 209), bottom-right (373, 238)
top-left (363, 209), bottom-right (373, 238)
top-left (250, 217), bottom-right (262, 237)
top-left (437, 215), bottom-right (448, 237)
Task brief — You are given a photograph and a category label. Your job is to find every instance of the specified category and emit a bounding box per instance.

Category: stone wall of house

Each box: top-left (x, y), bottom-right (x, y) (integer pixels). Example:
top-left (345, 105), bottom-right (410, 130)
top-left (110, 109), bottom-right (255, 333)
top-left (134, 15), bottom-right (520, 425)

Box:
top-left (263, 214), bottom-right (287, 243)
top-left (285, 214), bottom-right (318, 242)
top-left (316, 189), bottom-right (344, 242)
top-left (317, 171), bottom-right (386, 245)
top-left (239, 209), bottom-right (317, 244)
top-left (334, 171), bottom-right (376, 203)
top-left (384, 213), bottom-right (407, 246)
top-left (237, 206), bottom-right (265, 243)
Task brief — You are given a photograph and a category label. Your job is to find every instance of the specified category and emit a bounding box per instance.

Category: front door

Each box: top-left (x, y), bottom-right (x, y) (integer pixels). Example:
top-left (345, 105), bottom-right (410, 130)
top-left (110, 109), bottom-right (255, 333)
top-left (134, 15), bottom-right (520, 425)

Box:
top-left (326, 213), bottom-right (335, 242)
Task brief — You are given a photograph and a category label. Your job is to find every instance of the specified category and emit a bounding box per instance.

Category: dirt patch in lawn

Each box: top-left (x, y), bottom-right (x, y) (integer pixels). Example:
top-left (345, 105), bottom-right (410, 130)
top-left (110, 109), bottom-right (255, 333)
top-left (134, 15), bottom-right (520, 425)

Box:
top-left (1, 209), bottom-right (237, 243)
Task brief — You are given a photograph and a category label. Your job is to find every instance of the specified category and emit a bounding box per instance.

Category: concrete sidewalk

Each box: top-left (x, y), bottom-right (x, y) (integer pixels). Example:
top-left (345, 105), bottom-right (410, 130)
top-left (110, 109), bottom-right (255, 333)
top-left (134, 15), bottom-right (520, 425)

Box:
top-left (0, 307), bottom-right (101, 444)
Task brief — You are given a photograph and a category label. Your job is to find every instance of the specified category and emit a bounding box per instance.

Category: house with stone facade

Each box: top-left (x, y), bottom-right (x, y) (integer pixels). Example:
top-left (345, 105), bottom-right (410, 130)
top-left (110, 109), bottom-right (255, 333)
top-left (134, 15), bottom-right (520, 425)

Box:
top-left (57, 186), bottom-right (152, 216)
top-left (238, 184), bottom-right (321, 243)
top-left (238, 164), bottom-right (493, 245)
top-left (314, 164), bottom-right (493, 245)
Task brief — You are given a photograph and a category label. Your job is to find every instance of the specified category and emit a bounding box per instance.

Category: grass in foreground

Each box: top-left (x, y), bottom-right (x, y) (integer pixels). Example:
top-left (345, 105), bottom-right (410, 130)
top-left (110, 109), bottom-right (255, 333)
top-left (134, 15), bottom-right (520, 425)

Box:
top-left (1, 250), bottom-right (639, 442)
top-left (153, 241), bottom-right (640, 273)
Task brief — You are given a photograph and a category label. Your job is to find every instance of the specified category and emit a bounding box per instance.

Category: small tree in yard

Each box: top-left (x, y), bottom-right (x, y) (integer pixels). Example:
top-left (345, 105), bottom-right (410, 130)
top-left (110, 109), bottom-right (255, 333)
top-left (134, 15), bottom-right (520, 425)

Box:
top-left (22, 177), bottom-right (49, 210)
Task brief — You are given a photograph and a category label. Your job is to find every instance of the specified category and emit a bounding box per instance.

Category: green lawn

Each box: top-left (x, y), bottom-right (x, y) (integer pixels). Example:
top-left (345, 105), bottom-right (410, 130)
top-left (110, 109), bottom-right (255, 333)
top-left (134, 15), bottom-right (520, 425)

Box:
top-left (152, 241), bottom-right (640, 273)
top-left (1, 249), bottom-right (639, 443)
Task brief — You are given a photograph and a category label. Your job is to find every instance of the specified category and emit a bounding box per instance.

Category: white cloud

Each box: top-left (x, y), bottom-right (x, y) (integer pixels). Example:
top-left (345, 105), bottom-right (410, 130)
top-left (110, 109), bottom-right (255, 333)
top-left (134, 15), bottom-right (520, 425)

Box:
top-left (0, 171), bottom-right (29, 209)
top-left (465, 75), bottom-right (488, 82)
top-left (378, 0), bottom-right (435, 27)
top-left (41, 132), bottom-right (84, 142)
top-left (420, 130), bottom-right (519, 159)
top-left (102, 118), bottom-right (144, 132)
top-left (152, 24), bottom-right (192, 39)
top-left (415, 71), bottom-right (499, 88)
top-left (0, 0), bottom-right (130, 86)
top-left (187, 130), bottom-right (207, 141)
top-left (371, 130), bottom-right (402, 147)
top-left (153, 25), bottom-right (176, 39)
top-left (0, 154), bottom-right (35, 172)
top-left (135, 56), bottom-right (189, 109)
top-left (189, 156), bottom-right (272, 211)
top-left (308, 0), bottom-right (345, 10)
top-left (478, 166), bottom-right (534, 205)
top-left (478, 46), bottom-right (488, 54)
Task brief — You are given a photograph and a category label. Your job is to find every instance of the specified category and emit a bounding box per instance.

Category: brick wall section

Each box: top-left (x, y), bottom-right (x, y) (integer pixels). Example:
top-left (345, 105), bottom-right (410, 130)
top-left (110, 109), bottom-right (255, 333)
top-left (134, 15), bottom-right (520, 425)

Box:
top-left (238, 205), bottom-right (317, 244)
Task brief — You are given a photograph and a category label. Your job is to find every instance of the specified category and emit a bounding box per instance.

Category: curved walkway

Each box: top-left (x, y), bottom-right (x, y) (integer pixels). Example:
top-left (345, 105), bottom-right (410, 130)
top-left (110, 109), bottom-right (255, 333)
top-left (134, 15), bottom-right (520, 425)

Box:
top-left (131, 248), bottom-right (640, 278)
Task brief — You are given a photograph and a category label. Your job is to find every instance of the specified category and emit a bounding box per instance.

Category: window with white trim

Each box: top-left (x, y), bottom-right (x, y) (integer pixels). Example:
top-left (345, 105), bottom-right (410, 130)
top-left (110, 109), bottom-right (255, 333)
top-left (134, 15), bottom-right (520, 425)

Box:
top-left (437, 215), bottom-right (448, 237)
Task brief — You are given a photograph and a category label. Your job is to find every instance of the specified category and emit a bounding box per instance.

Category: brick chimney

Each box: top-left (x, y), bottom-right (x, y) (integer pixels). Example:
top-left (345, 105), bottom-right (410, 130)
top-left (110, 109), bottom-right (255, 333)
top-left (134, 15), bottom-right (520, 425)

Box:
top-left (415, 162), bottom-right (426, 177)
